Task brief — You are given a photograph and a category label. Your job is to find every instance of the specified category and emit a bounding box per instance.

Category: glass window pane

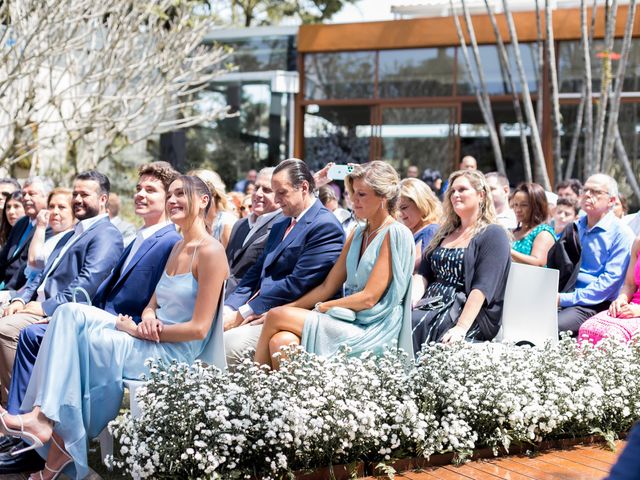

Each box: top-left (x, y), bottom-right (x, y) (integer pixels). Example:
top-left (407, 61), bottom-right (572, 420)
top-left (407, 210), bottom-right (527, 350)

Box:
top-left (378, 47), bottom-right (455, 97)
top-left (380, 107), bottom-right (456, 176)
top-left (304, 105), bottom-right (372, 170)
top-left (559, 39), bottom-right (640, 93)
top-left (218, 35), bottom-right (295, 72)
top-left (304, 52), bottom-right (376, 99)
top-left (457, 44), bottom-right (539, 95)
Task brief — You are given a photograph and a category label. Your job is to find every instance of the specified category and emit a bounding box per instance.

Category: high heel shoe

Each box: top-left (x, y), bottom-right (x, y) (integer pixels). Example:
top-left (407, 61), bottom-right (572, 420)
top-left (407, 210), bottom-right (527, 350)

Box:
top-left (29, 436), bottom-right (72, 480)
top-left (0, 412), bottom-right (43, 455)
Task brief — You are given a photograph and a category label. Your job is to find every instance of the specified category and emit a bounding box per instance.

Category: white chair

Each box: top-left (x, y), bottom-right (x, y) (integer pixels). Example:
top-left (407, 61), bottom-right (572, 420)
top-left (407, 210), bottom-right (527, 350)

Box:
top-left (496, 262), bottom-right (559, 347)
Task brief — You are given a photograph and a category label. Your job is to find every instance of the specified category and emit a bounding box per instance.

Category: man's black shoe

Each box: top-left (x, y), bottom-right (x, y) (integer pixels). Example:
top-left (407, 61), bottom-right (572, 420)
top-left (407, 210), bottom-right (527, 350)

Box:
top-left (0, 435), bottom-right (21, 454)
top-left (0, 445), bottom-right (45, 474)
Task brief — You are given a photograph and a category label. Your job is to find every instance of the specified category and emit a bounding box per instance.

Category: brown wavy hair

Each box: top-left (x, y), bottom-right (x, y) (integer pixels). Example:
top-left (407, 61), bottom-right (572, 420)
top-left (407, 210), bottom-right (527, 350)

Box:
top-left (513, 182), bottom-right (549, 229)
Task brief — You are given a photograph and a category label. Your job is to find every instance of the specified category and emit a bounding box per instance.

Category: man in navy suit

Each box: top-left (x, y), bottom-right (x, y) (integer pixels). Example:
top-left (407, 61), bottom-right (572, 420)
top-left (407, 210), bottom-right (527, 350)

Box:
top-left (0, 177), bottom-right (54, 292)
top-left (0, 163), bottom-right (181, 472)
top-left (0, 170), bottom-right (123, 406)
top-left (224, 159), bottom-right (345, 365)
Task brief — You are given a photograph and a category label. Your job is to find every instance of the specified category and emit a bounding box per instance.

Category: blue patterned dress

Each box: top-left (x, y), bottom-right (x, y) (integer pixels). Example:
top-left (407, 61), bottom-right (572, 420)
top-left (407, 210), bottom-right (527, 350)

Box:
top-left (302, 221), bottom-right (415, 357)
top-left (411, 246), bottom-right (482, 352)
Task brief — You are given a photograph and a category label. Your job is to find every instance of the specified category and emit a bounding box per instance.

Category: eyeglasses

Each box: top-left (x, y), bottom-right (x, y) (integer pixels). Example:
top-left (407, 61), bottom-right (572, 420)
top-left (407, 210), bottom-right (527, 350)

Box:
top-left (583, 187), bottom-right (609, 198)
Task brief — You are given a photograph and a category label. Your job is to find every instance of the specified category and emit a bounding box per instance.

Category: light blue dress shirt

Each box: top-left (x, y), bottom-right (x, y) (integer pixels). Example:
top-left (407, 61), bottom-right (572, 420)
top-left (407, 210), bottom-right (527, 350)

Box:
top-left (559, 212), bottom-right (635, 307)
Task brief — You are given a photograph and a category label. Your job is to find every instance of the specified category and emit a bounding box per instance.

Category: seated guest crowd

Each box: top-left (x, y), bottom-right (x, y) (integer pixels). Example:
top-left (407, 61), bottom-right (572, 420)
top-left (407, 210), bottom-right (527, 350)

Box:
top-left (0, 159), bottom-right (635, 478)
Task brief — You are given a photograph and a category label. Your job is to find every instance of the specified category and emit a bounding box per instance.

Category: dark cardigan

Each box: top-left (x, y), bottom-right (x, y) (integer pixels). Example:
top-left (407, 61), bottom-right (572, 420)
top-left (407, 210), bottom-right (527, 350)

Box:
top-left (420, 224), bottom-right (511, 340)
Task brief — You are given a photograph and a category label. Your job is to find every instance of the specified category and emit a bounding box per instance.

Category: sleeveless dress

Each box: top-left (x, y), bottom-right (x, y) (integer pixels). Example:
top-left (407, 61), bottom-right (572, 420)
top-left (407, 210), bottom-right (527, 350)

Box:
top-left (22, 244), bottom-right (220, 479)
top-left (301, 221), bottom-right (414, 358)
top-left (411, 246), bottom-right (481, 352)
top-left (579, 249), bottom-right (640, 345)
top-left (512, 223), bottom-right (555, 255)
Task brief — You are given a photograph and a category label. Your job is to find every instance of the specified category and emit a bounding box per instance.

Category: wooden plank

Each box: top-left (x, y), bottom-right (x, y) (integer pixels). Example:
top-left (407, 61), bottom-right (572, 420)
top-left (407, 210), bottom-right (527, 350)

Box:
top-left (420, 467), bottom-right (475, 480)
top-left (571, 443), bottom-right (625, 464)
top-left (525, 455), bottom-right (608, 480)
top-left (443, 463), bottom-right (503, 479)
top-left (493, 457), bottom-right (564, 480)
top-left (464, 460), bottom-right (540, 480)
top-left (398, 471), bottom-right (443, 480)
top-left (506, 456), bottom-right (584, 480)
top-left (548, 449), bottom-right (613, 472)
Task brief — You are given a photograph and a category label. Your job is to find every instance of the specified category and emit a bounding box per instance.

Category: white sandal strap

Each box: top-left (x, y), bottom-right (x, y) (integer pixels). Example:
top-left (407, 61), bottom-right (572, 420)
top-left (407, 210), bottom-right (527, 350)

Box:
top-left (50, 436), bottom-right (72, 461)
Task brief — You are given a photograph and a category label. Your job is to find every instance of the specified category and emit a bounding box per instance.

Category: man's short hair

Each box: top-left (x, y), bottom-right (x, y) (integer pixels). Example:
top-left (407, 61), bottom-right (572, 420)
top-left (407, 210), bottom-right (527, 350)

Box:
top-left (274, 159), bottom-right (316, 191)
top-left (557, 197), bottom-right (579, 215)
top-left (75, 170), bottom-right (110, 196)
top-left (556, 178), bottom-right (582, 196)
top-left (485, 171), bottom-right (510, 188)
top-left (138, 161), bottom-right (180, 193)
top-left (0, 178), bottom-right (21, 191)
top-left (587, 174), bottom-right (619, 199)
top-left (23, 176), bottom-right (54, 197)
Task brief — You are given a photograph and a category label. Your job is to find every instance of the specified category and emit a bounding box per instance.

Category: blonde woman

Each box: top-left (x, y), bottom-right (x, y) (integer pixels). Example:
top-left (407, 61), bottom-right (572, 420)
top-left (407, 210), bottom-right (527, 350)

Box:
top-left (188, 169), bottom-right (237, 247)
top-left (412, 170), bottom-right (511, 353)
top-left (399, 178), bottom-right (442, 271)
top-left (254, 161), bottom-right (415, 368)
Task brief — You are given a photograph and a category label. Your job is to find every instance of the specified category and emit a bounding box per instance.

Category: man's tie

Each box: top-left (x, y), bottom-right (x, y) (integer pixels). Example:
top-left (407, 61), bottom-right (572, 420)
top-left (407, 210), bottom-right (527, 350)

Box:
top-left (283, 219), bottom-right (297, 239)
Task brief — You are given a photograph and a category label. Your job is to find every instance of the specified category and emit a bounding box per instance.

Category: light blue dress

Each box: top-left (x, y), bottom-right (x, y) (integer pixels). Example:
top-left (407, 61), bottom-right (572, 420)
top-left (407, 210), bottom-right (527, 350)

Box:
top-left (302, 221), bottom-right (415, 358)
top-left (22, 249), bottom-right (223, 479)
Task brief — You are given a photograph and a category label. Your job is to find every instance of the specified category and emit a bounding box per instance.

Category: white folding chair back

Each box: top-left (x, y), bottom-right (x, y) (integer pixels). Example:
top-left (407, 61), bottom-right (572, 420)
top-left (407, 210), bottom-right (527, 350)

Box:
top-left (497, 262), bottom-right (559, 346)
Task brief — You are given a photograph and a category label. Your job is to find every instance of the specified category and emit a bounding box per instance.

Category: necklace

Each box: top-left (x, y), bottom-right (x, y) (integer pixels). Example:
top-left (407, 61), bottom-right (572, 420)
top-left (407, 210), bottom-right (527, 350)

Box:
top-left (362, 217), bottom-right (392, 251)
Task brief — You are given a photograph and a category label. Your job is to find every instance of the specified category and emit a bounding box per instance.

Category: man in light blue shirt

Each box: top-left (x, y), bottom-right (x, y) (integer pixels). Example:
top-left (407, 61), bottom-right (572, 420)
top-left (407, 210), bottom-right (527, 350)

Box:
top-left (558, 174), bottom-right (635, 335)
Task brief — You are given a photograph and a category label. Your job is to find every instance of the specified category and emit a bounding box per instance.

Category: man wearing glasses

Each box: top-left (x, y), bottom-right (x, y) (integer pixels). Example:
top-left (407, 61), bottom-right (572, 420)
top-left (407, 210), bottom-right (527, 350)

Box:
top-left (557, 174), bottom-right (635, 335)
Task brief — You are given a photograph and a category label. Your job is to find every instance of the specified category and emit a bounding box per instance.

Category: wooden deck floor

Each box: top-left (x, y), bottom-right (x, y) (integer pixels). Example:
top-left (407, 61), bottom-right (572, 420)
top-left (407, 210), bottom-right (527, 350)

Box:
top-left (0, 441), bottom-right (626, 479)
top-left (363, 441), bottom-right (626, 480)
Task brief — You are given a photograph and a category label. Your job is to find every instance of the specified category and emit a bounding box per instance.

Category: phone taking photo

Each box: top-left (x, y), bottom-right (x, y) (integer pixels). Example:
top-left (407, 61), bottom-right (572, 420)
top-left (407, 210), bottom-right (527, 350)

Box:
top-left (327, 164), bottom-right (355, 181)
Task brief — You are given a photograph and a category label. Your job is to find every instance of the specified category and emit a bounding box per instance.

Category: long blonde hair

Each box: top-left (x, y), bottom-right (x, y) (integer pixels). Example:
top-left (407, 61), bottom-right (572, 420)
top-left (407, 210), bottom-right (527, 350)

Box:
top-left (400, 178), bottom-right (442, 224)
top-left (425, 169), bottom-right (497, 255)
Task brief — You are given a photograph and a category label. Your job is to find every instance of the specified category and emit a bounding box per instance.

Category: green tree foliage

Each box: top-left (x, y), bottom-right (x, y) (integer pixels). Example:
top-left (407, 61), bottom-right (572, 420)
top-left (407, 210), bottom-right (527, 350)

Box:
top-left (201, 0), bottom-right (358, 27)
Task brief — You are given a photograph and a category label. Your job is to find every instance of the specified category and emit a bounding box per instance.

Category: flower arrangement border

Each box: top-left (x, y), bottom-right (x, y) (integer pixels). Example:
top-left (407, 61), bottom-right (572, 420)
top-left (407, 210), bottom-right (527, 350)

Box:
top-left (107, 338), bottom-right (640, 480)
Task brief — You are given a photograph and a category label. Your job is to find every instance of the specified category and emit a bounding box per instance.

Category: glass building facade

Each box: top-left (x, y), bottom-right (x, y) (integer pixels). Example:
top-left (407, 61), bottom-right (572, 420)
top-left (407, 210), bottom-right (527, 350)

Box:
top-left (296, 6), bottom-right (640, 186)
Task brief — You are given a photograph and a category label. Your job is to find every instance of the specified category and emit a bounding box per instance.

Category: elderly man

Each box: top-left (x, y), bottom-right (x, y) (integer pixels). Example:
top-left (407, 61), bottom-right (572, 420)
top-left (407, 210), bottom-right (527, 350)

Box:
top-left (225, 167), bottom-right (283, 296)
top-left (557, 174), bottom-right (635, 335)
top-left (0, 177), bottom-right (53, 292)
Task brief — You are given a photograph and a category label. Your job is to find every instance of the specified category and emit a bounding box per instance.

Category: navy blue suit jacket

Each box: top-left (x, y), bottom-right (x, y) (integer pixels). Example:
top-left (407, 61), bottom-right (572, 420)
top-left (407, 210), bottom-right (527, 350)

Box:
top-left (93, 223), bottom-right (180, 323)
top-left (17, 216), bottom-right (124, 316)
top-left (226, 199), bottom-right (345, 315)
top-left (0, 217), bottom-right (52, 291)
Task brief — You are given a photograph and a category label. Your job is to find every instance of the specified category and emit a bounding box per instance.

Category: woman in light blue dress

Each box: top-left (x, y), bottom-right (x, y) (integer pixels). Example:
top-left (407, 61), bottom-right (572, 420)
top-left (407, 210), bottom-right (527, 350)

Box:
top-left (254, 161), bottom-right (415, 368)
top-left (0, 176), bottom-right (228, 480)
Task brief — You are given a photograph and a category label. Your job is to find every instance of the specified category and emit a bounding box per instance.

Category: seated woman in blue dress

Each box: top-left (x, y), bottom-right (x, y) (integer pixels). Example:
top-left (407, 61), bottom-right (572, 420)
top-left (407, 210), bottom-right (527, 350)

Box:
top-left (0, 175), bottom-right (228, 480)
top-left (254, 161), bottom-right (415, 368)
top-left (510, 182), bottom-right (556, 266)
top-left (412, 170), bottom-right (511, 353)
top-left (399, 178), bottom-right (441, 272)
